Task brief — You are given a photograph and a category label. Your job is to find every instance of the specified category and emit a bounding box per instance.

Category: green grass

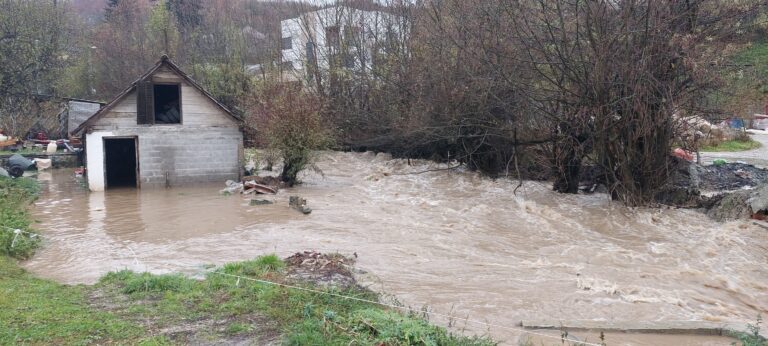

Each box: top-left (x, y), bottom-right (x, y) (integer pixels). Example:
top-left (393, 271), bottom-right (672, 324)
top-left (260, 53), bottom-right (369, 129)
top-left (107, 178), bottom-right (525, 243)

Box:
top-left (0, 177), bottom-right (153, 345)
top-left (700, 139), bottom-right (762, 152)
top-left (0, 148), bottom-right (43, 156)
top-left (0, 257), bottom-right (156, 345)
top-left (707, 41), bottom-right (768, 114)
top-left (734, 42), bottom-right (768, 66)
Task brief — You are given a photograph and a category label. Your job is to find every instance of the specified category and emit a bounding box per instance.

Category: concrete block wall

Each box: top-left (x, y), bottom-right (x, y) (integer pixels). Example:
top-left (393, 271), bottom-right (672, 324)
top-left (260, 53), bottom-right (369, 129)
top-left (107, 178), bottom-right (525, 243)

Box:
top-left (136, 127), bottom-right (242, 188)
top-left (86, 126), bottom-right (242, 190)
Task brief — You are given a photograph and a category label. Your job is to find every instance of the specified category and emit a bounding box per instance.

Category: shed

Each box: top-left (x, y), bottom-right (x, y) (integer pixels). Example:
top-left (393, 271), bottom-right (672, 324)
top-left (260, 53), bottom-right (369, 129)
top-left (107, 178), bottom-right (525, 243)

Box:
top-left (72, 56), bottom-right (243, 191)
top-left (58, 99), bottom-right (103, 139)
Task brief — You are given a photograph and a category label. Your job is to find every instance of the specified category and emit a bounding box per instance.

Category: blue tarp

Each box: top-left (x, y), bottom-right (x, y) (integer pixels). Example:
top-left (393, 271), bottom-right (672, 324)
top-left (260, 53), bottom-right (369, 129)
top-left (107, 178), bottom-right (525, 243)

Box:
top-left (728, 118), bottom-right (745, 129)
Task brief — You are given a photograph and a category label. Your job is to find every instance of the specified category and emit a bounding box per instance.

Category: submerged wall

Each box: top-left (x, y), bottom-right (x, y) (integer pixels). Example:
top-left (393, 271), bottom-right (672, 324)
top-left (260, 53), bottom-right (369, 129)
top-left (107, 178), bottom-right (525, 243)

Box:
top-left (85, 127), bottom-right (242, 191)
top-left (0, 152), bottom-right (80, 169)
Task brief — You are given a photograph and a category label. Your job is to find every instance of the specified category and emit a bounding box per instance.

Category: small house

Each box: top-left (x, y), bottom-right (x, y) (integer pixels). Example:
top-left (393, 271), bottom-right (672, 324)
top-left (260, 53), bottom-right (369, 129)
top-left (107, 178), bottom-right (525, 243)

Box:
top-left (72, 56), bottom-right (243, 191)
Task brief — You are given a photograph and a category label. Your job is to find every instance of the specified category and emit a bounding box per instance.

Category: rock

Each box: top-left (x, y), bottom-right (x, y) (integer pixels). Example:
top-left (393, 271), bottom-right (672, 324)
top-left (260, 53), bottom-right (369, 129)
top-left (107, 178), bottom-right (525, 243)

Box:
top-left (748, 184), bottom-right (768, 213)
top-left (706, 192), bottom-right (752, 221)
top-left (706, 184), bottom-right (768, 221)
top-left (655, 186), bottom-right (703, 208)
top-left (654, 158), bottom-right (705, 207)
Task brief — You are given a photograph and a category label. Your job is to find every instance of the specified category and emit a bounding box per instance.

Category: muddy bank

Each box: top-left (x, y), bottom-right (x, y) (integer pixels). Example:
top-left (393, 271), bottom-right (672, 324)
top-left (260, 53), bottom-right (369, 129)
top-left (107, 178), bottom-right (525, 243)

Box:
top-left (24, 152), bottom-right (768, 345)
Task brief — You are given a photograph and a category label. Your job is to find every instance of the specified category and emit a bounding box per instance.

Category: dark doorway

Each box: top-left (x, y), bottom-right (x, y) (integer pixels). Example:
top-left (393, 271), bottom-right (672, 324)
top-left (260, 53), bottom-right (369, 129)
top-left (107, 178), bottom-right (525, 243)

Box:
top-left (153, 84), bottom-right (181, 124)
top-left (104, 138), bottom-right (137, 188)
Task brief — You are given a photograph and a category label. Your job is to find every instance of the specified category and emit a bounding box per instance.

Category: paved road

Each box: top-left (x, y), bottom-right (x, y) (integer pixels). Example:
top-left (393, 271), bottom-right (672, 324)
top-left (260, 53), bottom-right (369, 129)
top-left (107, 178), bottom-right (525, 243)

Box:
top-left (699, 130), bottom-right (768, 168)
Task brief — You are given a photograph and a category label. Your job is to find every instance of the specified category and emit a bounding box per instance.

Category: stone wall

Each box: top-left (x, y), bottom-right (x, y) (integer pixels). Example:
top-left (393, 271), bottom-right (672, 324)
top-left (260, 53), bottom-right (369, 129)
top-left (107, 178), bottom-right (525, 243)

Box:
top-left (0, 152), bottom-right (81, 169)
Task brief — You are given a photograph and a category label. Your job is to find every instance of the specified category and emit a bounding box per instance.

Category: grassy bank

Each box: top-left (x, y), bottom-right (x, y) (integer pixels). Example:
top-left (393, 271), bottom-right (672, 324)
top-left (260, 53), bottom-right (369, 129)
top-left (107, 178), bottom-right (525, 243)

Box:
top-left (94, 256), bottom-right (494, 345)
top-left (0, 256), bottom-right (155, 344)
top-left (0, 177), bottom-right (41, 259)
top-left (0, 176), bottom-right (494, 345)
top-left (700, 139), bottom-right (762, 152)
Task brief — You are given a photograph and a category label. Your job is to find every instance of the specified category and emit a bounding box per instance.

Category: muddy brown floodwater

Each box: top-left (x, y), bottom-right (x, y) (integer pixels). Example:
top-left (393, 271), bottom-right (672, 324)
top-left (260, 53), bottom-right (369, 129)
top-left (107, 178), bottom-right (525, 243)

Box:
top-left (25, 152), bottom-right (767, 345)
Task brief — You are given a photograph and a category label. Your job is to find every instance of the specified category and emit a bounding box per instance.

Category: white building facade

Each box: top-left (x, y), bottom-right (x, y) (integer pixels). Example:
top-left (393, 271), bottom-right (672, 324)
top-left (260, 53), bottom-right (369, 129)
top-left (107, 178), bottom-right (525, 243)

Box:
top-left (280, 6), bottom-right (404, 80)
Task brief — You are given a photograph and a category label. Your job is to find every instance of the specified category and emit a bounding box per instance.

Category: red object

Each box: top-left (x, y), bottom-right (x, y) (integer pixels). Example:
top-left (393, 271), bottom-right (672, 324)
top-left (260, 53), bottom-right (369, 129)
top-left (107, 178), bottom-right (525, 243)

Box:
top-left (672, 148), bottom-right (694, 162)
top-left (36, 132), bottom-right (48, 141)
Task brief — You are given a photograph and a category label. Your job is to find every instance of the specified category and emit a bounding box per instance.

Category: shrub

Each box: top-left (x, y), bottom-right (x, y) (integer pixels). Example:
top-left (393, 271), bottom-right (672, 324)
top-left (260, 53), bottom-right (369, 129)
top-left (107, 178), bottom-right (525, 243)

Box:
top-left (245, 83), bottom-right (334, 186)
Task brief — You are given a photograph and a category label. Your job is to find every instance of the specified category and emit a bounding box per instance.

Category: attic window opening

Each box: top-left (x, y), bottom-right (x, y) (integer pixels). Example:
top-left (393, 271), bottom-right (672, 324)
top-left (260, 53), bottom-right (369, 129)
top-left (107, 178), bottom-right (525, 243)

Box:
top-left (154, 84), bottom-right (181, 124)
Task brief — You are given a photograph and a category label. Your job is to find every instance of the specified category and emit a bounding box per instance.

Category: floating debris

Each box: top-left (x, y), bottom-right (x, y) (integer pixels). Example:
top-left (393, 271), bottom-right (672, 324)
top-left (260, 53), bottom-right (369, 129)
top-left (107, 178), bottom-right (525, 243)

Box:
top-left (289, 196), bottom-right (312, 214)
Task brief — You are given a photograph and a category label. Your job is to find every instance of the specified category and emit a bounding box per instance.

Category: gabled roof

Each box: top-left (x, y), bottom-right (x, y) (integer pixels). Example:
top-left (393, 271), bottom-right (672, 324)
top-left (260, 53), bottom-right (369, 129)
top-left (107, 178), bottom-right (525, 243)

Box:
top-left (71, 55), bottom-right (240, 136)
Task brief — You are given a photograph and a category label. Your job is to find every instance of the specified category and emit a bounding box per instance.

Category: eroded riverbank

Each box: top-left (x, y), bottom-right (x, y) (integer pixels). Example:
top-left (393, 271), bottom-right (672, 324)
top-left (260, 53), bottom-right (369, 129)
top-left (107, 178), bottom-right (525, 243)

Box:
top-left (24, 152), bottom-right (768, 345)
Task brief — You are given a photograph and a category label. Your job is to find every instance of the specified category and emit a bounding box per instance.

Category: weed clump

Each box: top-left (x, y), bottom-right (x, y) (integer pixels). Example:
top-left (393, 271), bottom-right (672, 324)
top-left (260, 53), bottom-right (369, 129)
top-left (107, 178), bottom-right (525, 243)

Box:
top-left (732, 315), bottom-right (768, 346)
top-left (222, 253), bottom-right (285, 277)
top-left (101, 270), bottom-right (194, 294)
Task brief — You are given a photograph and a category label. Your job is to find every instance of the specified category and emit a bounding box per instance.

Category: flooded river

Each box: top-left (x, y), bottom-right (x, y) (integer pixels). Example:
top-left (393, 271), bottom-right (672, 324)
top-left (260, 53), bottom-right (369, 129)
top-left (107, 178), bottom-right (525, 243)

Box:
top-left (25, 152), bottom-right (767, 345)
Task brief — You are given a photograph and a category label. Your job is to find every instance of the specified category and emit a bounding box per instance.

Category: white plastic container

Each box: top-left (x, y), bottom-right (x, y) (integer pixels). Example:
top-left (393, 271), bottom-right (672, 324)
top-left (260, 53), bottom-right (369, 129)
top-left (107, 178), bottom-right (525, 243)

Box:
top-left (35, 158), bottom-right (52, 170)
top-left (46, 141), bottom-right (57, 154)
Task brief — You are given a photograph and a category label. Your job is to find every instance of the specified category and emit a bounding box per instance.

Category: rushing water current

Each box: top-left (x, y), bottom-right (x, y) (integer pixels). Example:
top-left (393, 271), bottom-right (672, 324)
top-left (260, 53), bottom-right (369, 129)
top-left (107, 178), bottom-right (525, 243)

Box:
top-left (24, 151), bottom-right (767, 345)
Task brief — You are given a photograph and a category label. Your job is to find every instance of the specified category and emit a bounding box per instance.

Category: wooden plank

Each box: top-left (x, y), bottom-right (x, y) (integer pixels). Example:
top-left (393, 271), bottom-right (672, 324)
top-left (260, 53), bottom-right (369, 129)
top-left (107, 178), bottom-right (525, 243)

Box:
top-left (109, 92), bottom-right (137, 112)
top-left (136, 80), bottom-right (153, 125)
top-left (520, 320), bottom-right (764, 338)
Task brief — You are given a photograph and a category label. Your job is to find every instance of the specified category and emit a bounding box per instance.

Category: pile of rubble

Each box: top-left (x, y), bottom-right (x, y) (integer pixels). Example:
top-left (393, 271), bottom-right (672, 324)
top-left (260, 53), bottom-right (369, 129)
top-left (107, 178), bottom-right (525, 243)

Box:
top-left (284, 251), bottom-right (358, 289)
top-left (220, 176), bottom-right (283, 195)
top-left (693, 162), bottom-right (768, 191)
top-left (659, 159), bottom-right (768, 221)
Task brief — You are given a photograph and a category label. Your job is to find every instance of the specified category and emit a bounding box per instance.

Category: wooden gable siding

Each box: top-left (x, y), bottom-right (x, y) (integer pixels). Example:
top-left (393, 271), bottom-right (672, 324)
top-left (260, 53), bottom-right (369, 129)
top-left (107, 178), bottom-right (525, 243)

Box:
top-left (93, 66), bottom-right (237, 128)
top-left (95, 91), bottom-right (139, 128)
